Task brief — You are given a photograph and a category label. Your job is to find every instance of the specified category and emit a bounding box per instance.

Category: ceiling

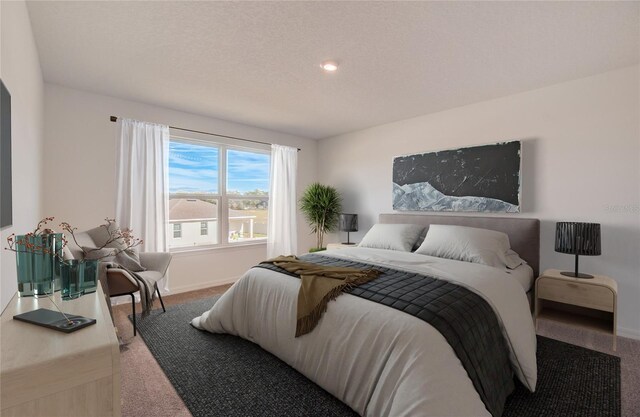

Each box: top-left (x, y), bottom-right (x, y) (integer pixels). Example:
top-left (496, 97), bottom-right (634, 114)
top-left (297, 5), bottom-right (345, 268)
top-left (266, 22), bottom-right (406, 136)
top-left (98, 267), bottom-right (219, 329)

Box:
top-left (26, 1), bottom-right (639, 139)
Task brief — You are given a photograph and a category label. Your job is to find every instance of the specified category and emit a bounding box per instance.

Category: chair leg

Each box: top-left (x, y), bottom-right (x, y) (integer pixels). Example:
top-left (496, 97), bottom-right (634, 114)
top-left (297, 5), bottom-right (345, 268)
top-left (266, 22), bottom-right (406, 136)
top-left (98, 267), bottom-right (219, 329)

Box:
top-left (156, 286), bottom-right (166, 312)
top-left (131, 293), bottom-right (137, 336)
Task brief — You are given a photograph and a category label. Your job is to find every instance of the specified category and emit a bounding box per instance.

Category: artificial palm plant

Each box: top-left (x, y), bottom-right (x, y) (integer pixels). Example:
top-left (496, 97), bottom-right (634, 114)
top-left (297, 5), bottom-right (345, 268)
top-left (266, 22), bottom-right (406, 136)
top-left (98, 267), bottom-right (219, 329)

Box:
top-left (299, 183), bottom-right (342, 251)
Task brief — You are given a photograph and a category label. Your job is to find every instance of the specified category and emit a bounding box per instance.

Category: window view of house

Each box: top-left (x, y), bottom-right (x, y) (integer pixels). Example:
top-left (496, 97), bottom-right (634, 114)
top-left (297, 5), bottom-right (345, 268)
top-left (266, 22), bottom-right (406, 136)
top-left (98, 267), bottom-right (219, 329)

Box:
top-left (168, 139), bottom-right (269, 248)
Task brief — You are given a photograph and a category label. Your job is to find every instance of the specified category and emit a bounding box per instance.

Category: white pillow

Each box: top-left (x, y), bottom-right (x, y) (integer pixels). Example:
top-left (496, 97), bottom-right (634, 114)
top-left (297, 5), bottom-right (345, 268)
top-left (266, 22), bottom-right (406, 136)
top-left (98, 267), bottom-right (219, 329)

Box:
top-left (503, 249), bottom-right (526, 270)
top-left (359, 224), bottom-right (425, 252)
top-left (415, 224), bottom-right (525, 269)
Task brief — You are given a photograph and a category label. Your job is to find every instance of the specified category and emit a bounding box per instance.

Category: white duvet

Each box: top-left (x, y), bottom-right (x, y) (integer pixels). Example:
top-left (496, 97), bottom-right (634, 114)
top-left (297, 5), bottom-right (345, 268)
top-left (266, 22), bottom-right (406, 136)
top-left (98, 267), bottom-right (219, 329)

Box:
top-left (192, 247), bottom-right (537, 417)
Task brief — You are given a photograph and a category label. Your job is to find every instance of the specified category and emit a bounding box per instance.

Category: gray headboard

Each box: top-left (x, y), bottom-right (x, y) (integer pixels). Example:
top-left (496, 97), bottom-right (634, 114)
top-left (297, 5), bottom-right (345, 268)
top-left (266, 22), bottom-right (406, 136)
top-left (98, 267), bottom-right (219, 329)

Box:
top-left (379, 213), bottom-right (540, 276)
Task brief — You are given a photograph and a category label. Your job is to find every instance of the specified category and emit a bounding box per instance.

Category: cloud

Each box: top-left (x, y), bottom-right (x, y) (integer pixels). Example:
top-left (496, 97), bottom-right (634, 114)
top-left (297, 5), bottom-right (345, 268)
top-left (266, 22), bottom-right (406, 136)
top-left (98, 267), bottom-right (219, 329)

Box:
top-left (169, 142), bottom-right (219, 169)
top-left (169, 143), bottom-right (270, 193)
top-left (227, 150), bottom-right (270, 186)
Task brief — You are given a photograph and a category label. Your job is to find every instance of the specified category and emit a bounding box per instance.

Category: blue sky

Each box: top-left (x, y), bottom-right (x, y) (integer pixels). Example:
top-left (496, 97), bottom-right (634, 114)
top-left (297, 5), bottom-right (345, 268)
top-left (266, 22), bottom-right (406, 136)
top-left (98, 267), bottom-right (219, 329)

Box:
top-left (169, 141), bottom-right (270, 194)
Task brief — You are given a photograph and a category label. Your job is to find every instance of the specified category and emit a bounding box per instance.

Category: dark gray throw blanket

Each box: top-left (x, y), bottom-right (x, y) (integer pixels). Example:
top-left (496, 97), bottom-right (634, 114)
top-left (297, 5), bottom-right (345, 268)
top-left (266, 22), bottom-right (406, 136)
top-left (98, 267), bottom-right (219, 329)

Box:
top-left (256, 253), bottom-right (515, 417)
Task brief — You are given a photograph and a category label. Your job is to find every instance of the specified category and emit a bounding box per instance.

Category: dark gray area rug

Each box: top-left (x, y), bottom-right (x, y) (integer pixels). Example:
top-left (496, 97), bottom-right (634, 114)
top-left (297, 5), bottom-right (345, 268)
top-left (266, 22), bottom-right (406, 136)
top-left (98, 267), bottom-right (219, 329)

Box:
top-left (132, 296), bottom-right (620, 417)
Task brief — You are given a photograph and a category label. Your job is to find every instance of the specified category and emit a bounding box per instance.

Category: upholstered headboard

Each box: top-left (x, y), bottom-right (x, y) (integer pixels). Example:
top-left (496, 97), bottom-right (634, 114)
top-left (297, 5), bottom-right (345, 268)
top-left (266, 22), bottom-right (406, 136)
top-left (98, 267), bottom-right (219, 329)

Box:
top-left (379, 213), bottom-right (540, 276)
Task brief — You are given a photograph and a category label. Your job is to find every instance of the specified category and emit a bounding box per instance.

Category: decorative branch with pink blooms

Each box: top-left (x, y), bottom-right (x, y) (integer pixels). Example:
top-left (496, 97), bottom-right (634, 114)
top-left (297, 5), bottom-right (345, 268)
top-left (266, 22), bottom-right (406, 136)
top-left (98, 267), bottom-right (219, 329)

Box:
top-left (5, 217), bottom-right (143, 260)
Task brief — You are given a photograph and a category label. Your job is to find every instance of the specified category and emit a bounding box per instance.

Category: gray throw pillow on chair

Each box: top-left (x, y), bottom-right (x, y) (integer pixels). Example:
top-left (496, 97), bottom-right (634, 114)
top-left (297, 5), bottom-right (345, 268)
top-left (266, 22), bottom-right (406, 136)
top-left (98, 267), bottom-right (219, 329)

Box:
top-left (82, 246), bottom-right (146, 272)
top-left (82, 247), bottom-right (116, 262)
top-left (115, 247), bottom-right (146, 272)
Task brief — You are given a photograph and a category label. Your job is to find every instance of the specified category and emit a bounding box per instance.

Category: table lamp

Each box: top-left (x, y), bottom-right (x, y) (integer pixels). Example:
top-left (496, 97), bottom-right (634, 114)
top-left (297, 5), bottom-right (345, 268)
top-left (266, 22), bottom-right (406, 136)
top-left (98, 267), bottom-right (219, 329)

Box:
top-left (554, 222), bottom-right (601, 278)
top-left (339, 214), bottom-right (358, 245)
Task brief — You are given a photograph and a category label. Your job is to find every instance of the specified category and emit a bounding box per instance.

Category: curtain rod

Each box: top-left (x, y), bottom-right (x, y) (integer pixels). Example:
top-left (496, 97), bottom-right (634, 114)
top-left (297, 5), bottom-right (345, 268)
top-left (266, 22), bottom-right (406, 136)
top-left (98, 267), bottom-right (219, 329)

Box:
top-left (109, 116), bottom-right (300, 151)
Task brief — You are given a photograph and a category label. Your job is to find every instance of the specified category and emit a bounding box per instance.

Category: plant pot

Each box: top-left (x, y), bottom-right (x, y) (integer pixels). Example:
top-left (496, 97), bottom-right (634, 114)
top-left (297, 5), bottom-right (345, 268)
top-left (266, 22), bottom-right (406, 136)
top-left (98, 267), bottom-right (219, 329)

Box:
top-left (308, 247), bottom-right (327, 253)
top-left (15, 233), bottom-right (63, 297)
top-left (60, 259), bottom-right (99, 301)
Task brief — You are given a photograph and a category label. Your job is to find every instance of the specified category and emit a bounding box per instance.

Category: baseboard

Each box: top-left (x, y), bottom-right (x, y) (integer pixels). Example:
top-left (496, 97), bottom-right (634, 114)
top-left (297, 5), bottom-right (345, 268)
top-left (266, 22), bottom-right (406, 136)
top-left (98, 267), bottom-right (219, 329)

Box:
top-left (618, 326), bottom-right (640, 340)
top-left (167, 276), bottom-right (240, 295)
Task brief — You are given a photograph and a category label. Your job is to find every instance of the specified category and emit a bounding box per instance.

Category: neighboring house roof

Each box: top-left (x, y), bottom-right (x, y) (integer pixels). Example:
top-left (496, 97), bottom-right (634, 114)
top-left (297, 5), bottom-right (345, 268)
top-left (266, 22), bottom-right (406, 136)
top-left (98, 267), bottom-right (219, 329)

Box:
top-left (169, 198), bottom-right (255, 222)
top-left (169, 198), bottom-right (217, 221)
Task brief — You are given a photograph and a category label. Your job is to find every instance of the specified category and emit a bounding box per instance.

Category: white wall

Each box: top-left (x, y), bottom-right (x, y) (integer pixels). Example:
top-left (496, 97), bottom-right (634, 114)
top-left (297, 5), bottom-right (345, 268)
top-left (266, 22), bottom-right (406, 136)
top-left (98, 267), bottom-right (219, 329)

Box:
top-left (43, 84), bottom-right (317, 293)
top-left (318, 66), bottom-right (640, 338)
top-left (0, 1), bottom-right (45, 312)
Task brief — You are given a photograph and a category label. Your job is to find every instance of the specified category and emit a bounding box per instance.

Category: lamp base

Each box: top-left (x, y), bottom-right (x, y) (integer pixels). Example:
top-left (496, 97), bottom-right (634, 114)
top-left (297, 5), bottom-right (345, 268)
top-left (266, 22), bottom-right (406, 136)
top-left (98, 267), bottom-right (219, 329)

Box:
top-left (560, 271), bottom-right (594, 279)
top-left (340, 242), bottom-right (357, 246)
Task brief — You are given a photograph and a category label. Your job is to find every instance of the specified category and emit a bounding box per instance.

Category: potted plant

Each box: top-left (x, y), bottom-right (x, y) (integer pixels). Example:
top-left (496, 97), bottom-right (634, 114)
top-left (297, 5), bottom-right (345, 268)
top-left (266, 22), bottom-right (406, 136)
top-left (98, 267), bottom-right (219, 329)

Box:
top-left (299, 183), bottom-right (342, 252)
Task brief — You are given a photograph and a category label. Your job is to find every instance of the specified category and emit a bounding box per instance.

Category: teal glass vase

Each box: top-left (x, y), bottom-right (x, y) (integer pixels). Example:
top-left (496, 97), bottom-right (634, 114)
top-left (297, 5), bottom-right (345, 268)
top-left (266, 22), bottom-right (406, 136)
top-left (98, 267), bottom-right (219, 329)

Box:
top-left (15, 233), bottom-right (63, 298)
top-left (60, 259), bottom-right (99, 300)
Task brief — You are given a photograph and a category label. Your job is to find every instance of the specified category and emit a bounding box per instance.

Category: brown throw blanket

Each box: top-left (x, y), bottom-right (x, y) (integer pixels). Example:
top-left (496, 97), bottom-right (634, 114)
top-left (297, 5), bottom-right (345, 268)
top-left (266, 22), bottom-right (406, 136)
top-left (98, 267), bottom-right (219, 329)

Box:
top-left (262, 256), bottom-right (381, 337)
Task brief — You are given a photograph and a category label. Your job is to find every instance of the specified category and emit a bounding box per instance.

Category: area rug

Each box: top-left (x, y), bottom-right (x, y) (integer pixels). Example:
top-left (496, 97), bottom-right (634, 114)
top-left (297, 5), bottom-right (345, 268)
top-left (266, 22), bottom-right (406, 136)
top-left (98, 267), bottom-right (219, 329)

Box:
top-left (132, 296), bottom-right (620, 417)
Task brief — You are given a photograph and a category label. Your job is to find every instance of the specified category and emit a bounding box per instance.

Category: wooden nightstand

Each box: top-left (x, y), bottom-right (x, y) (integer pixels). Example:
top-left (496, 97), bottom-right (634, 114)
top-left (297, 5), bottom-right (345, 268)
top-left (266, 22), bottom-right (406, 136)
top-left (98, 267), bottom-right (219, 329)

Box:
top-left (535, 269), bottom-right (617, 350)
top-left (327, 243), bottom-right (358, 250)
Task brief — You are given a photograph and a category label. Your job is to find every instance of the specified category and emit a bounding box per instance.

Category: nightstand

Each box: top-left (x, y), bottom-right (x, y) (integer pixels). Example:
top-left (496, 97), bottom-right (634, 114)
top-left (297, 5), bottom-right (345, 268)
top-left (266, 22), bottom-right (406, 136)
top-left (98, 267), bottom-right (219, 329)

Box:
top-left (535, 269), bottom-right (617, 350)
top-left (326, 243), bottom-right (358, 250)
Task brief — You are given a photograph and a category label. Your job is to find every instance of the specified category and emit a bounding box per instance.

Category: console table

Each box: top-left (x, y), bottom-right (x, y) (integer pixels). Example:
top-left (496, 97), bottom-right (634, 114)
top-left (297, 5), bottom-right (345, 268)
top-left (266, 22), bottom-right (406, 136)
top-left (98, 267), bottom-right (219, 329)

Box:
top-left (1, 286), bottom-right (121, 416)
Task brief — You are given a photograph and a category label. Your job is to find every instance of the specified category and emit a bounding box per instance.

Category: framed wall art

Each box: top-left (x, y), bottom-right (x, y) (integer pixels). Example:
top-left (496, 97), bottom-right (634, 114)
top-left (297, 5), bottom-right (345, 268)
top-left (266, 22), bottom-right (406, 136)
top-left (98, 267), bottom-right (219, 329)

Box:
top-left (392, 141), bottom-right (521, 213)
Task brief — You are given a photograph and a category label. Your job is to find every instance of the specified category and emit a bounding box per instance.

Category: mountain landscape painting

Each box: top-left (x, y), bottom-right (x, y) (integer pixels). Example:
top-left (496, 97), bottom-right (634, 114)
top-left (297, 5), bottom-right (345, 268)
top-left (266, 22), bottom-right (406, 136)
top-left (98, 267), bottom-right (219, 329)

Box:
top-left (392, 141), bottom-right (521, 212)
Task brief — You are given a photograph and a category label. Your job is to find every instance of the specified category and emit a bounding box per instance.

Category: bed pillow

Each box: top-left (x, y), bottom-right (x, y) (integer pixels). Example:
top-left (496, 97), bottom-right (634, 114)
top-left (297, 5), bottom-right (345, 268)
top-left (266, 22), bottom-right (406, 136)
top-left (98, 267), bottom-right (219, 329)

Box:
top-left (358, 224), bottom-right (425, 252)
top-left (415, 224), bottom-right (524, 269)
top-left (503, 249), bottom-right (526, 269)
top-left (412, 229), bottom-right (428, 252)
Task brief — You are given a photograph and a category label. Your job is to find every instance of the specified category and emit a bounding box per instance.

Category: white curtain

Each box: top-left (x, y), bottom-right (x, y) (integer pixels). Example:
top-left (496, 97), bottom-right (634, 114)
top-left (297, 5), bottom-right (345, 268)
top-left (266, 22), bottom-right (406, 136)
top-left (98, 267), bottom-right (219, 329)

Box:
top-left (115, 119), bottom-right (170, 290)
top-left (267, 144), bottom-right (298, 258)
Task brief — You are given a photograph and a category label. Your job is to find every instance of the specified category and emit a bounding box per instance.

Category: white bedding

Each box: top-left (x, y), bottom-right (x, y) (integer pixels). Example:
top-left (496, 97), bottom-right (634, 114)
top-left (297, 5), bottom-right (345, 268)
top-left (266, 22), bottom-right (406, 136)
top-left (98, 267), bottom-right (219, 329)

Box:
top-left (507, 262), bottom-right (534, 292)
top-left (192, 247), bottom-right (537, 417)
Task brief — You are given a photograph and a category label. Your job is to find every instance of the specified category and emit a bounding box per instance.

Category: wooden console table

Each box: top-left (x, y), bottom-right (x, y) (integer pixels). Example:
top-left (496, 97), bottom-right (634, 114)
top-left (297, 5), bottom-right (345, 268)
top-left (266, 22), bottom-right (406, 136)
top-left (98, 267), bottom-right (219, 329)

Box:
top-left (1, 286), bottom-right (121, 416)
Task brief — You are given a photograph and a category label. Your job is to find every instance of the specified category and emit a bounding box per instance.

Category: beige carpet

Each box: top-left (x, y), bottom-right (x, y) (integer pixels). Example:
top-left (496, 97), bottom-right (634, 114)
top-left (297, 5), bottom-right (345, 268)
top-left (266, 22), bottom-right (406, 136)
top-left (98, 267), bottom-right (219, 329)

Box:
top-left (114, 286), bottom-right (640, 417)
top-left (114, 285), bottom-right (231, 417)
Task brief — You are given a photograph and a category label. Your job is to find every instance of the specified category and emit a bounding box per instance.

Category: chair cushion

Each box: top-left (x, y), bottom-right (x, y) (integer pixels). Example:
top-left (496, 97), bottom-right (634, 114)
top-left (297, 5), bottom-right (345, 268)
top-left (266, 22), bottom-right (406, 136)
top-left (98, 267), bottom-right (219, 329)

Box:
top-left (139, 252), bottom-right (172, 275)
top-left (136, 270), bottom-right (164, 284)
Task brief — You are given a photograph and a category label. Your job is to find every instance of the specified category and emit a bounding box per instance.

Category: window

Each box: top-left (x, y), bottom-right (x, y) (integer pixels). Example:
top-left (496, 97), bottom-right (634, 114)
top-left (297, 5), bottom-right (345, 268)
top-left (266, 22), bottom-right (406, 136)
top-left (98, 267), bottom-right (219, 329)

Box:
top-left (168, 138), bottom-right (270, 249)
top-left (227, 149), bottom-right (270, 242)
top-left (173, 223), bottom-right (182, 239)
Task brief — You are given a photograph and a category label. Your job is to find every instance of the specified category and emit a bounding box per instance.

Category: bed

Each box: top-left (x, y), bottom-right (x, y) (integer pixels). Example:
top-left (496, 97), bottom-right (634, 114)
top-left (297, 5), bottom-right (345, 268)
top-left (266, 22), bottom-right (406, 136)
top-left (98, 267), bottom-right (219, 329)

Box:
top-left (192, 214), bottom-right (540, 417)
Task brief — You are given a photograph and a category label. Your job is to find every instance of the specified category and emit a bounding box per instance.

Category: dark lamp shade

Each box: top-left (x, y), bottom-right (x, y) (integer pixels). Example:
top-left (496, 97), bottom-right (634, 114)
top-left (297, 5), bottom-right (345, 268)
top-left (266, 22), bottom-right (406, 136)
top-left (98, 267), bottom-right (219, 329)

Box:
top-left (555, 222), bottom-right (601, 256)
top-left (339, 214), bottom-right (358, 232)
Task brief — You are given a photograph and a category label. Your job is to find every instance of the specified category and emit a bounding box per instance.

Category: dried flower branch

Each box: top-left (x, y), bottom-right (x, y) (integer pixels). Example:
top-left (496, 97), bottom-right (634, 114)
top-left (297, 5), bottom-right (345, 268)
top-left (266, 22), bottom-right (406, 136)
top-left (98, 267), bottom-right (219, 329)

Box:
top-left (61, 218), bottom-right (143, 261)
top-left (33, 217), bottom-right (55, 235)
top-left (5, 217), bottom-right (143, 263)
top-left (4, 217), bottom-right (66, 261)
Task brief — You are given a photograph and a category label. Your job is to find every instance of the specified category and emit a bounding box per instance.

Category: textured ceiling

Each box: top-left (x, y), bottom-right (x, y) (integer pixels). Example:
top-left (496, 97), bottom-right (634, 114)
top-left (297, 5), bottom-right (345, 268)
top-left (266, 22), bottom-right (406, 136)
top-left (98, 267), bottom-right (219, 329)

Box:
top-left (27, 1), bottom-right (639, 139)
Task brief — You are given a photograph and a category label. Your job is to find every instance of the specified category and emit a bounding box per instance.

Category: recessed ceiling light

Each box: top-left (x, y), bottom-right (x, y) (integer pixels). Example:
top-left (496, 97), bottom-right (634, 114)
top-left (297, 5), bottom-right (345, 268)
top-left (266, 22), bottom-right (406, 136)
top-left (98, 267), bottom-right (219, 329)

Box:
top-left (321, 61), bottom-right (339, 72)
